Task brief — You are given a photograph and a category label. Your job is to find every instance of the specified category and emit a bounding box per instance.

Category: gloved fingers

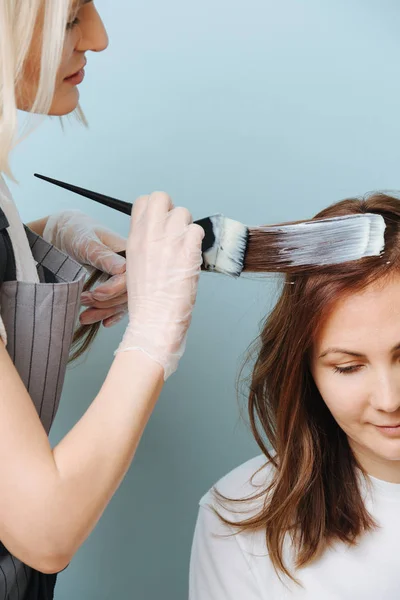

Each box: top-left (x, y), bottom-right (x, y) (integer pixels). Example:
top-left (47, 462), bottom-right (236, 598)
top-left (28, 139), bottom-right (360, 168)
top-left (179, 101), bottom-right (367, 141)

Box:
top-left (103, 311), bottom-right (128, 328)
top-left (83, 238), bottom-right (127, 275)
top-left (42, 210), bottom-right (127, 274)
top-left (186, 222), bottom-right (205, 245)
top-left (165, 206), bottom-right (193, 234)
top-left (147, 192), bottom-right (174, 220)
top-left (181, 222), bottom-right (205, 259)
top-left (79, 303), bottom-right (128, 325)
top-left (96, 227), bottom-right (127, 254)
top-left (183, 223), bottom-right (205, 298)
top-left (130, 192), bottom-right (173, 239)
top-left (81, 273), bottom-right (127, 303)
top-left (130, 195), bottom-right (149, 225)
top-left (81, 293), bottom-right (128, 309)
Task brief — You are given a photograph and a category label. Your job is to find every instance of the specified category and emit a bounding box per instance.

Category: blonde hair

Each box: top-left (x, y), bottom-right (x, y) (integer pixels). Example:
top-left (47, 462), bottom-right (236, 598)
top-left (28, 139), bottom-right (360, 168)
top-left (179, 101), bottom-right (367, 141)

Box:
top-left (0, 0), bottom-right (81, 177)
top-left (0, 0), bottom-right (97, 361)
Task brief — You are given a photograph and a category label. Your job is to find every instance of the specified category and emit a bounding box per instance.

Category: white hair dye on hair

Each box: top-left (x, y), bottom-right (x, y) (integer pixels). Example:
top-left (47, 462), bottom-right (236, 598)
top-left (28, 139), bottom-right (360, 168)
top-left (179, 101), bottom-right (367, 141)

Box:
top-left (0, 0), bottom-right (80, 178)
top-left (272, 213), bottom-right (386, 266)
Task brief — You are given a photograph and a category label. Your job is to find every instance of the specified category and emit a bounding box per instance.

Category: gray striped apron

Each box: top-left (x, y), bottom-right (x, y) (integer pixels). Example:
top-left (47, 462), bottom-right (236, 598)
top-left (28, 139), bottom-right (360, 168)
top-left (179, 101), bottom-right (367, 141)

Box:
top-left (0, 213), bottom-right (86, 599)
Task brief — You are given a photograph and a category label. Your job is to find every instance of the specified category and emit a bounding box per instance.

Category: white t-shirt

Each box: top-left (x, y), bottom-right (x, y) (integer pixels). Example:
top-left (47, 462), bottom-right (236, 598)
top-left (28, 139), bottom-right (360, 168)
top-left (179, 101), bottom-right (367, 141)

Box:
top-left (0, 176), bottom-right (39, 344)
top-left (190, 455), bottom-right (400, 599)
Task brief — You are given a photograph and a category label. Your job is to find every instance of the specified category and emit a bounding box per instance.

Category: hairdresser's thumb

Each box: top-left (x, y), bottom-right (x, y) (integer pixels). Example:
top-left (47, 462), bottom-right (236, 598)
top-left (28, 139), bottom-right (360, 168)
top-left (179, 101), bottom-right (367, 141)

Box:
top-left (87, 242), bottom-right (127, 276)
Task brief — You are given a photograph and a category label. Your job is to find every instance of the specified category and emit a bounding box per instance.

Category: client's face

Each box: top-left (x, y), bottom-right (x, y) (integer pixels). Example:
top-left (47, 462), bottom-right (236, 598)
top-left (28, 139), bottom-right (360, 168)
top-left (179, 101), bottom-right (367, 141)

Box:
top-left (311, 275), bottom-right (400, 482)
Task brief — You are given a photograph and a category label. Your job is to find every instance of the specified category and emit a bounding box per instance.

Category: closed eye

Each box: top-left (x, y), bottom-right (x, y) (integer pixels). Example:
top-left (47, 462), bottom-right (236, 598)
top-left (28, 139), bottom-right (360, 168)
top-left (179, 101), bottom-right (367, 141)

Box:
top-left (334, 365), bottom-right (362, 375)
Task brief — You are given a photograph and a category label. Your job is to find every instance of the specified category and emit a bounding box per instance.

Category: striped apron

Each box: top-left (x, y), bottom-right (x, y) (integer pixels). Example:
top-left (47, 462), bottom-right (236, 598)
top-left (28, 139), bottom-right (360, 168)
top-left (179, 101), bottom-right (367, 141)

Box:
top-left (0, 210), bottom-right (86, 599)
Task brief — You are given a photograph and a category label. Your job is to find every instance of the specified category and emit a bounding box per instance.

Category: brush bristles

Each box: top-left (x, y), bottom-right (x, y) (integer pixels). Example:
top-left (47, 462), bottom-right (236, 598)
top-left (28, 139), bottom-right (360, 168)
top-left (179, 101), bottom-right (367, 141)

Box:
top-left (209, 217), bottom-right (249, 277)
top-left (243, 213), bottom-right (386, 273)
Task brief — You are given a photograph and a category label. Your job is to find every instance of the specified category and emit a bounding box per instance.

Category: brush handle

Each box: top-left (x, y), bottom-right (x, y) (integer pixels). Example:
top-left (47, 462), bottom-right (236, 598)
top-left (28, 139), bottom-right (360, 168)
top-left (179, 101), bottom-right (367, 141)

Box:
top-left (34, 173), bottom-right (217, 255)
top-left (34, 174), bottom-right (132, 215)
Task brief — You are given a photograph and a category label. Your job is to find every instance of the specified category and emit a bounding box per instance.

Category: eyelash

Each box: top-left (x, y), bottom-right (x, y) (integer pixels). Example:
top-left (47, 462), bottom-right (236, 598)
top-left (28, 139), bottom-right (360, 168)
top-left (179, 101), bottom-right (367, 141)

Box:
top-left (66, 17), bottom-right (80, 30)
top-left (333, 365), bottom-right (362, 375)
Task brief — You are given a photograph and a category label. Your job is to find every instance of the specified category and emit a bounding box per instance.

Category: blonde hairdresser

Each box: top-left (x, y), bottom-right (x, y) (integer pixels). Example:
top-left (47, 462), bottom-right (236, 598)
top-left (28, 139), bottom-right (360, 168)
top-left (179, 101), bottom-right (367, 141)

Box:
top-left (0, 0), bottom-right (203, 589)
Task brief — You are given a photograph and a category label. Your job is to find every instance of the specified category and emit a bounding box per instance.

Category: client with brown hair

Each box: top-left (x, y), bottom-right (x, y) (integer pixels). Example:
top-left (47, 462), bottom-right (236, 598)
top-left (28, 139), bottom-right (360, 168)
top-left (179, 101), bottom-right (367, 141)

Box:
top-left (190, 192), bottom-right (400, 599)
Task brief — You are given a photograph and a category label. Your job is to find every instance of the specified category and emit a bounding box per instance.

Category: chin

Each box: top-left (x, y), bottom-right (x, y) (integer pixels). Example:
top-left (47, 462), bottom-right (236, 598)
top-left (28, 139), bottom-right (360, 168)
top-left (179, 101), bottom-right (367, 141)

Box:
top-left (379, 448), bottom-right (400, 461)
top-left (48, 89), bottom-right (80, 116)
top-left (349, 432), bottom-right (400, 464)
top-left (369, 440), bottom-right (400, 462)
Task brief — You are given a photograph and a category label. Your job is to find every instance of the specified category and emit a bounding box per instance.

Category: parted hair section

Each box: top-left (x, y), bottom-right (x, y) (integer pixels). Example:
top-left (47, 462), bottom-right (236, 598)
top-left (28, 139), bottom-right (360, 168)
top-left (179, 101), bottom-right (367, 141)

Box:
top-left (214, 192), bottom-right (400, 585)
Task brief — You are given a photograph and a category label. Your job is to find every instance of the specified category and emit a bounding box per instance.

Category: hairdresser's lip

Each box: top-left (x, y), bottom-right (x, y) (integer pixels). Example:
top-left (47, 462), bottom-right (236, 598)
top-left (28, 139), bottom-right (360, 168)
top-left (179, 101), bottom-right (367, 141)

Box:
top-left (374, 423), bottom-right (400, 436)
top-left (64, 61), bottom-right (87, 84)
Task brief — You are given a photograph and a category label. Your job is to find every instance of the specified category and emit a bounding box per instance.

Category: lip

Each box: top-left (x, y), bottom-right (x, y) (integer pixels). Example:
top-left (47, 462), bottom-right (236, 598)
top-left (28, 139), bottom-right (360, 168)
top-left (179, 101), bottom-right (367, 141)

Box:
top-left (64, 68), bottom-right (85, 86)
top-left (64, 61), bottom-right (87, 83)
top-left (374, 423), bottom-right (400, 436)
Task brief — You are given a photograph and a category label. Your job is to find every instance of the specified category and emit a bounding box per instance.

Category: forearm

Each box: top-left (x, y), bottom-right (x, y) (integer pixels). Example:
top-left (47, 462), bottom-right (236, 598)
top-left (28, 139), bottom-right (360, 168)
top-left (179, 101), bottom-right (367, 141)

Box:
top-left (26, 216), bottom-right (49, 237)
top-left (50, 350), bottom-right (164, 557)
top-left (0, 342), bottom-right (163, 572)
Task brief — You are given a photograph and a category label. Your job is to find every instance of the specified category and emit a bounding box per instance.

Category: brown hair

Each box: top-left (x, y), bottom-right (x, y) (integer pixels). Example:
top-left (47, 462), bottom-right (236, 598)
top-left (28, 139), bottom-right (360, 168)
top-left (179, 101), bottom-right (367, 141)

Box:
top-left (68, 250), bottom-right (126, 363)
top-left (216, 192), bottom-right (400, 584)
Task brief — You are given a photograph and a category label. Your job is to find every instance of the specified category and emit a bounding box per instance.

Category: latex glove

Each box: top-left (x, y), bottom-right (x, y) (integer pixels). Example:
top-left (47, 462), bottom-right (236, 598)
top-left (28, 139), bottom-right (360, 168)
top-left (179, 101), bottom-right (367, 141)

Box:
top-left (115, 192), bottom-right (204, 380)
top-left (42, 210), bottom-right (128, 327)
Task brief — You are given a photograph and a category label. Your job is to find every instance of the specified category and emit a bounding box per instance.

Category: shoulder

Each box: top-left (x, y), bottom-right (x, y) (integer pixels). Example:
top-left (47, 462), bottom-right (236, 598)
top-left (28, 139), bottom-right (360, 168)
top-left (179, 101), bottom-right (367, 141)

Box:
top-left (201, 454), bottom-right (274, 503)
top-left (191, 455), bottom-right (278, 597)
top-left (199, 454), bottom-right (275, 521)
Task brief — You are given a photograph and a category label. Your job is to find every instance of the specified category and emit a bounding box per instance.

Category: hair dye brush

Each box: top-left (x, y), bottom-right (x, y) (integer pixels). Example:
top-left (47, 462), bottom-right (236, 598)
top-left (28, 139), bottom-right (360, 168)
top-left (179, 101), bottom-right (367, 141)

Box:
top-left (34, 173), bottom-right (386, 277)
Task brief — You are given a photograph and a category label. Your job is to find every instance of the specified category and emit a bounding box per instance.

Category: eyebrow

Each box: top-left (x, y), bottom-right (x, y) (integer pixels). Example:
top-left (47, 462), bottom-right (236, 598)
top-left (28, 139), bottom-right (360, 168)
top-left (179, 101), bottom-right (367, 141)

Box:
top-left (319, 342), bottom-right (400, 359)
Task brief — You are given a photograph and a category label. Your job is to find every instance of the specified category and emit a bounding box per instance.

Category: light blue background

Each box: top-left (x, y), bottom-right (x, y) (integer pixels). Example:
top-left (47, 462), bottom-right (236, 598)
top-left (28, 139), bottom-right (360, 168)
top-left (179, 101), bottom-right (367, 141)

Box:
top-left (9, 0), bottom-right (400, 598)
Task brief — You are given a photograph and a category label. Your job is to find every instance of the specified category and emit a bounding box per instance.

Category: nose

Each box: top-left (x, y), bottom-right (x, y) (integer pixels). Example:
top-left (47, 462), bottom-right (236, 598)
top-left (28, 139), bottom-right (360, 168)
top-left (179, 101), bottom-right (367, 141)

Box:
top-left (76, 5), bottom-right (109, 54)
top-left (370, 371), bottom-right (400, 414)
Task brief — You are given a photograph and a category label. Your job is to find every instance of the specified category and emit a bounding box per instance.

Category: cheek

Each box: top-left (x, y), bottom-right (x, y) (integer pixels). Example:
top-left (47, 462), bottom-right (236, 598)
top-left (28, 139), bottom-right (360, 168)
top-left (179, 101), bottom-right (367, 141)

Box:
top-left (313, 369), bottom-right (367, 425)
top-left (56, 40), bottom-right (75, 82)
top-left (48, 41), bottom-right (79, 115)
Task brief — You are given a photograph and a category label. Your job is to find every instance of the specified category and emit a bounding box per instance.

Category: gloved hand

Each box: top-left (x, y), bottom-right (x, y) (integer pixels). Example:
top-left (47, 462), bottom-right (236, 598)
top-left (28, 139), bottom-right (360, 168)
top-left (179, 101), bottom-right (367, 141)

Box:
top-left (115, 192), bottom-right (204, 380)
top-left (42, 210), bottom-right (129, 327)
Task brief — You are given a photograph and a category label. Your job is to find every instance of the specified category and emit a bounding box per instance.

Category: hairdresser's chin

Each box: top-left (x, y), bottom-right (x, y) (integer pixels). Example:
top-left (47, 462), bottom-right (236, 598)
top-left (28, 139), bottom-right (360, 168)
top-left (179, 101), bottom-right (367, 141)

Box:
top-left (55, 64), bottom-right (87, 115)
top-left (311, 275), bottom-right (400, 482)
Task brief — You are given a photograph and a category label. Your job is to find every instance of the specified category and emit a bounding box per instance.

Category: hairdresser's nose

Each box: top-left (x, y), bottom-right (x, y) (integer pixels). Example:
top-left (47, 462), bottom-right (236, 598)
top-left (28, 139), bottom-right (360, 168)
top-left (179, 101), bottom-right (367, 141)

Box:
top-left (76, 4), bottom-right (109, 54)
top-left (369, 370), bottom-right (400, 414)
